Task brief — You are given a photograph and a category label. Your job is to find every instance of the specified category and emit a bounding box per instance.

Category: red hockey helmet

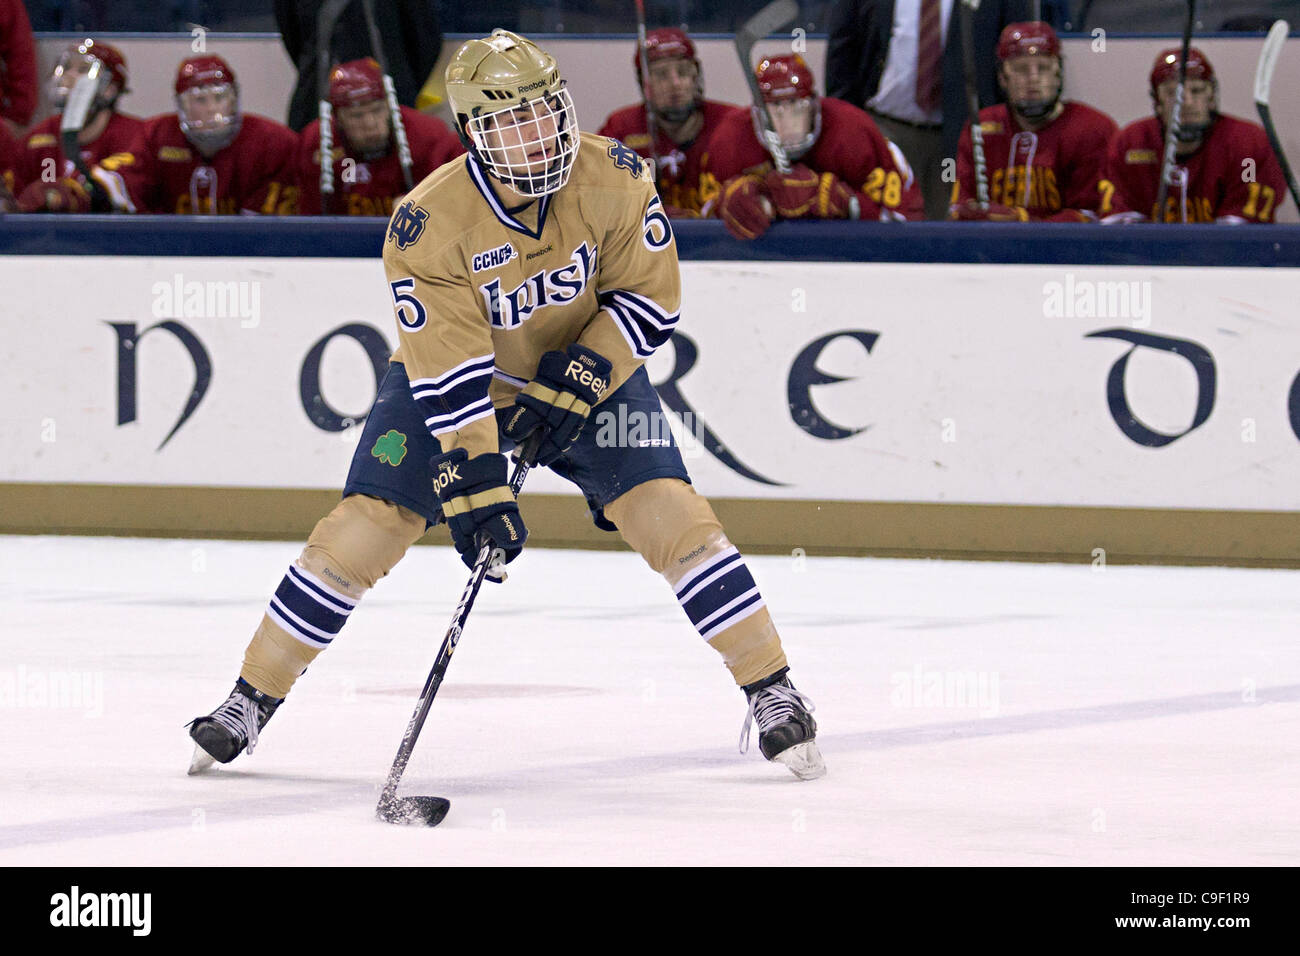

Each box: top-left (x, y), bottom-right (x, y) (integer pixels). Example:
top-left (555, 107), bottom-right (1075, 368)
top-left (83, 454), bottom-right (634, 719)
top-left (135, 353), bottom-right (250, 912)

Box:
top-left (329, 58), bottom-right (385, 109)
top-left (175, 55), bottom-right (242, 155)
top-left (634, 28), bottom-right (702, 123)
top-left (997, 22), bottom-right (1061, 61)
top-left (996, 22), bottom-right (1063, 121)
top-left (49, 38), bottom-right (129, 111)
top-left (175, 55), bottom-right (238, 96)
top-left (753, 55), bottom-right (820, 161)
top-left (1149, 47), bottom-right (1216, 92)
top-left (634, 27), bottom-right (698, 78)
top-left (755, 54), bottom-right (817, 102)
top-left (1149, 47), bottom-right (1217, 140)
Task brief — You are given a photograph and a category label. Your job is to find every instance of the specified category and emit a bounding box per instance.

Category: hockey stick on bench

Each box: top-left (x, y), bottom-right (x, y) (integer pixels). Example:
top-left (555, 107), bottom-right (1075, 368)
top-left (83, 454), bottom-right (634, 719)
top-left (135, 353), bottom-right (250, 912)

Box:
top-left (735, 0), bottom-right (800, 174)
top-left (1254, 20), bottom-right (1300, 216)
top-left (376, 435), bottom-right (540, 826)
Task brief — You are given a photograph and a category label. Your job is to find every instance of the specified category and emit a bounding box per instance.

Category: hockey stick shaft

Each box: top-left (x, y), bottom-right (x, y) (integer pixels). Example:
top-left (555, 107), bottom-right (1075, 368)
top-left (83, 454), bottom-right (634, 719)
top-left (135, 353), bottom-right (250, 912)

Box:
top-left (735, 0), bottom-right (799, 174)
top-left (1254, 20), bottom-right (1300, 215)
top-left (316, 0), bottom-right (350, 213)
top-left (1155, 0), bottom-right (1198, 221)
top-left (959, 0), bottom-right (989, 208)
top-left (377, 439), bottom-right (539, 808)
top-left (361, 0), bottom-right (415, 191)
top-left (633, 0), bottom-right (662, 180)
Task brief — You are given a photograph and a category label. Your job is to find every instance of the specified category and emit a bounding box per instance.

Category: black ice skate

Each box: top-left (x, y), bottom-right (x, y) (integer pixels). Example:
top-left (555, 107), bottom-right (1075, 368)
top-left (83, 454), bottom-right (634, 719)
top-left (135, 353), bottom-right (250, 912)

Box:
top-left (740, 668), bottom-right (826, 780)
top-left (187, 678), bottom-right (283, 775)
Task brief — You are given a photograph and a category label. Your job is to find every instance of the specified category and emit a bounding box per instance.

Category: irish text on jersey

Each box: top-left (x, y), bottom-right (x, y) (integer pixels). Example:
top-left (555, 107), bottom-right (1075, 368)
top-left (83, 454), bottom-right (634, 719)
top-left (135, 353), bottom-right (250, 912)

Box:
top-left (478, 241), bottom-right (598, 330)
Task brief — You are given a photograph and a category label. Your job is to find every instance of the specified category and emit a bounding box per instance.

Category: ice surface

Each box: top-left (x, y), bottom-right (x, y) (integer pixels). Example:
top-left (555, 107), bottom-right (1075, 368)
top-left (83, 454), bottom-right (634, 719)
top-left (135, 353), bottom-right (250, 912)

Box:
top-left (1, 534), bottom-right (1296, 866)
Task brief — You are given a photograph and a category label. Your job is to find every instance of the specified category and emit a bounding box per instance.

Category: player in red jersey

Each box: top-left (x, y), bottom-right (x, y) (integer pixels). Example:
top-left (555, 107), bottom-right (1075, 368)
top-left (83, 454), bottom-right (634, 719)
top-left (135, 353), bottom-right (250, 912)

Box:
top-left (597, 28), bottom-right (743, 217)
top-left (1102, 48), bottom-right (1286, 224)
top-left (297, 58), bottom-right (463, 216)
top-left (96, 55), bottom-right (299, 215)
top-left (0, 117), bottom-right (17, 206)
top-left (949, 22), bottom-right (1118, 223)
top-left (703, 54), bottom-right (923, 239)
top-left (11, 39), bottom-right (143, 213)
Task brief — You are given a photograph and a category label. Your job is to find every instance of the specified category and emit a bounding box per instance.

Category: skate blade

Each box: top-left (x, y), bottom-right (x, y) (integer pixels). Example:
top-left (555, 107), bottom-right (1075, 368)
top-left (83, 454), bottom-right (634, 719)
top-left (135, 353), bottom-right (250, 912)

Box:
top-left (774, 740), bottom-right (826, 780)
top-left (187, 743), bottom-right (218, 776)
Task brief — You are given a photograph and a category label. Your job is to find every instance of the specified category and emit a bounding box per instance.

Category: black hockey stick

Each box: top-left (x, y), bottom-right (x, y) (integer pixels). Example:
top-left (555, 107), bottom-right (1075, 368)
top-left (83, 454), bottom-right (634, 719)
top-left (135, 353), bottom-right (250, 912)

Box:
top-left (316, 0), bottom-right (350, 214)
top-left (360, 0), bottom-right (415, 191)
top-left (1254, 20), bottom-right (1300, 216)
top-left (959, 0), bottom-right (990, 209)
top-left (1155, 0), bottom-right (1198, 222)
top-left (376, 436), bottom-right (541, 826)
top-left (735, 0), bottom-right (800, 174)
top-left (633, 0), bottom-right (662, 180)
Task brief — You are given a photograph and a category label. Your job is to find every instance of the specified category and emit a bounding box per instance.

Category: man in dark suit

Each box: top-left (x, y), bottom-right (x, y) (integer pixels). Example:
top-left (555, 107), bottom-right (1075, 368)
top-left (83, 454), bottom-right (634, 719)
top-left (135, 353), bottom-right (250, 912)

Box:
top-left (276, 0), bottom-right (443, 132)
top-left (825, 0), bottom-right (1031, 220)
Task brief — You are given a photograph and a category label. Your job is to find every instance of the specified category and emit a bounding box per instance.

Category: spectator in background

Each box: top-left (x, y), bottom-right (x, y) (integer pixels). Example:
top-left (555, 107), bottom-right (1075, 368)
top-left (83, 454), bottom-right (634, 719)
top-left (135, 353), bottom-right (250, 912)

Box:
top-left (705, 54), bottom-right (923, 239)
top-left (598, 28), bottom-right (743, 217)
top-left (825, 0), bottom-right (1031, 221)
top-left (11, 40), bottom-right (144, 213)
top-left (96, 55), bottom-right (299, 214)
top-left (1101, 48), bottom-right (1286, 223)
top-left (297, 57), bottom-right (463, 215)
top-left (949, 22), bottom-right (1117, 222)
top-left (1, 0), bottom-right (37, 134)
top-left (277, 0), bottom-right (443, 132)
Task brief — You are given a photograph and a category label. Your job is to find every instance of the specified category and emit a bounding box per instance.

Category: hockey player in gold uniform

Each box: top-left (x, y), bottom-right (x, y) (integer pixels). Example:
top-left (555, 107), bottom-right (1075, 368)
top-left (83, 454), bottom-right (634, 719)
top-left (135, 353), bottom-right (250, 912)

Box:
top-left (188, 31), bottom-right (824, 783)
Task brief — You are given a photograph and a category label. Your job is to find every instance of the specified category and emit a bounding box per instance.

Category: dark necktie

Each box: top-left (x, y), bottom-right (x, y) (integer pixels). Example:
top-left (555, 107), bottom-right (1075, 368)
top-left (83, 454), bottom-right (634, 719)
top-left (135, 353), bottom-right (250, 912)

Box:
top-left (916, 0), bottom-right (944, 113)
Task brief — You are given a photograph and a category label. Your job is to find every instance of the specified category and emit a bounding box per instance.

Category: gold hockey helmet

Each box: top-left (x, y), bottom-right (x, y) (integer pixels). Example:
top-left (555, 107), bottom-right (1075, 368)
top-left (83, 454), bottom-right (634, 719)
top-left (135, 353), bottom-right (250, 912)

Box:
top-left (445, 30), bottom-right (579, 197)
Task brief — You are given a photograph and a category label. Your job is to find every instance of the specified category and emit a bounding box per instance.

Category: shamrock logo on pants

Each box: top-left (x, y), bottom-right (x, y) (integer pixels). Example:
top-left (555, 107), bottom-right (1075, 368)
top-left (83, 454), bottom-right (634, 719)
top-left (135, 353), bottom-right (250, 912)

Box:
top-left (371, 430), bottom-right (408, 466)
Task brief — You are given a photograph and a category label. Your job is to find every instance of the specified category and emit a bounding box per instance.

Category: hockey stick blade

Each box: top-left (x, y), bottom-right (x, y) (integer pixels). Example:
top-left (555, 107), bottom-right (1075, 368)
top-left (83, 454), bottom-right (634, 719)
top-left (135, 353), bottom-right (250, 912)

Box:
top-left (735, 0), bottom-right (799, 51)
top-left (376, 793), bottom-right (450, 827)
top-left (1253, 20), bottom-right (1300, 215)
top-left (735, 0), bottom-right (800, 173)
top-left (1255, 19), bottom-right (1288, 103)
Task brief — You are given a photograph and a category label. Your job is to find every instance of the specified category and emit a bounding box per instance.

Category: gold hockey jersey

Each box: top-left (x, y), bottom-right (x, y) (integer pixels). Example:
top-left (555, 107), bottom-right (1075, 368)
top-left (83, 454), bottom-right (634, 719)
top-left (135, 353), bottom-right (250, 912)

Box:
top-left (381, 130), bottom-right (681, 459)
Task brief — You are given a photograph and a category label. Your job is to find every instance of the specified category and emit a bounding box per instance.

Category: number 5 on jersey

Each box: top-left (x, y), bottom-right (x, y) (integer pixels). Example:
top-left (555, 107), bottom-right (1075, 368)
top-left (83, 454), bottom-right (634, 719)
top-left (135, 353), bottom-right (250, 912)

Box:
top-left (389, 278), bottom-right (428, 331)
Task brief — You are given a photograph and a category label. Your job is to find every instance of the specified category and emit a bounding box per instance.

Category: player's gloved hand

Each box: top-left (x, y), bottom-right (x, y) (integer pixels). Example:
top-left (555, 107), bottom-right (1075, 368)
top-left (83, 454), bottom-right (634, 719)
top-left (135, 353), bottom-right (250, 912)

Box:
top-left (16, 178), bottom-right (91, 214)
top-left (503, 344), bottom-right (612, 467)
top-left (762, 166), bottom-right (863, 221)
top-left (432, 448), bottom-right (527, 571)
top-left (948, 199), bottom-right (1029, 222)
top-left (718, 174), bottom-right (772, 240)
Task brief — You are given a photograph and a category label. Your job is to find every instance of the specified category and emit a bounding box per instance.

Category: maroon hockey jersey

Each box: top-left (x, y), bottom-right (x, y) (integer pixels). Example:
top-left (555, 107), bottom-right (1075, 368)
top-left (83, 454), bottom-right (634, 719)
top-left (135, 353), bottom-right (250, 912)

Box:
top-left (100, 112), bottom-right (299, 215)
top-left (702, 96), bottom-right (924, 221)
top-left (1102, 113), bottom-right (1286, 223)
top-left (598, 98), bottom-right (743, 217)
top-left (12, 110), bottom-right (144, 193)
top-left (296, 105), bottom-right (464, 216)
top-left (952, 101), bottom-right (1117, 221)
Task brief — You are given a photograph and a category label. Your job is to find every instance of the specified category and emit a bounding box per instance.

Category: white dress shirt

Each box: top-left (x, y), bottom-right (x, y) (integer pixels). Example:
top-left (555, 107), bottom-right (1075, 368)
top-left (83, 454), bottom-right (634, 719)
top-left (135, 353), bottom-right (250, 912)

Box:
top-left (866, 0), bottom-right (955, 125)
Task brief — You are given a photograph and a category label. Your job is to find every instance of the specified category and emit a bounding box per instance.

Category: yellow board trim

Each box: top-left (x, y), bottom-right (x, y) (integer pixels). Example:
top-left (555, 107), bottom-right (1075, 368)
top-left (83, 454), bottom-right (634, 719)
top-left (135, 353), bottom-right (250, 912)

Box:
top-left (2, 483), bottom-right (1299, 567)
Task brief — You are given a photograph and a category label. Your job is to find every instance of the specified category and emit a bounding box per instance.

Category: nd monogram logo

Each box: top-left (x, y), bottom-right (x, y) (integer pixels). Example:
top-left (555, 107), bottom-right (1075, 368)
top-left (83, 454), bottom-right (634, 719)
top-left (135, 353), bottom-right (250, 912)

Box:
top-left (387, 201), bottom-right (429, 250)
top-left (607, 140), bottom-right (644, 179)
